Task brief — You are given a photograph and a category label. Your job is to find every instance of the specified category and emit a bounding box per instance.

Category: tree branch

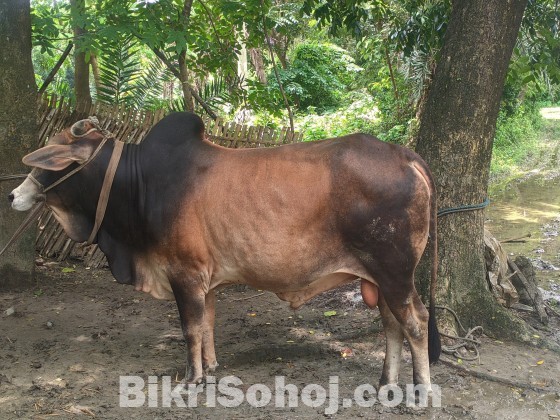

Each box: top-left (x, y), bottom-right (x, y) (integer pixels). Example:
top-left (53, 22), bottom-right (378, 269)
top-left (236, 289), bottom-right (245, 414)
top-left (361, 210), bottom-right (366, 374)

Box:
top-left (385, 46), bottom-right (400, 115)
top-left (197, 0), bottom-right (243, 82)
top-left (149, 46), bottom-right (217, 119)
top-left (38, 41), bottom-right (74, 95)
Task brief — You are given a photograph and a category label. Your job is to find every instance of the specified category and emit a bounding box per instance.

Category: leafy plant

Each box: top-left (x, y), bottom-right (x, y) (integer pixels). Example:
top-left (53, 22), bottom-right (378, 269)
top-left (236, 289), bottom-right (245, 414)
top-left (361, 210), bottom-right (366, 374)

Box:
top-left (491, 104), bottom-right (543, 176)
top-left (96, 35), bottom-right (141, 106)
top-left (294, 91), bottom-right (380, 141)
top-left (268, 42), bottom-right (362, 112)
top-left (134, 57), bottom-right (176, 110)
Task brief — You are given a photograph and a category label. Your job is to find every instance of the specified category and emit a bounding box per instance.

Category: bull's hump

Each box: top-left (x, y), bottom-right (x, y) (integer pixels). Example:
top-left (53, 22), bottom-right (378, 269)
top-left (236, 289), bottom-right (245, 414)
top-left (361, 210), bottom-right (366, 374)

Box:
top-left (143, 112), bottom-right (206, 147)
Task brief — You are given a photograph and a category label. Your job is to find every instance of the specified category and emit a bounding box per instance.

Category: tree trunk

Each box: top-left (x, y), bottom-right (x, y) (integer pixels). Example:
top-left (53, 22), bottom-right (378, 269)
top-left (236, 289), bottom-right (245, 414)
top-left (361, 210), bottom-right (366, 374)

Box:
top-left (179, 51), bottom-right (195, 112)
top-left (90, 53), bottom-right (101, 95)
top-left (415, 0), bottom-right (530, 339)
top-left (70, 0), bottom-right (92, 109)
top-left (249, 48), bottom-right (267, 84)
top-left (178, 0), bottom-right (194, 112)
top-left (237, 23), bottom-right (248, 83)
top-left (0, 0), bottom-right (38, 287)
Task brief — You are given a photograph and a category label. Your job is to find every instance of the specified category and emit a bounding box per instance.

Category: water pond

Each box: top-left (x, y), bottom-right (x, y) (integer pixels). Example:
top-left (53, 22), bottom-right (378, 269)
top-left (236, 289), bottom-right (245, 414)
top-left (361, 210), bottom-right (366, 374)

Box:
top-left (486, 174), bottom-right (560, 302)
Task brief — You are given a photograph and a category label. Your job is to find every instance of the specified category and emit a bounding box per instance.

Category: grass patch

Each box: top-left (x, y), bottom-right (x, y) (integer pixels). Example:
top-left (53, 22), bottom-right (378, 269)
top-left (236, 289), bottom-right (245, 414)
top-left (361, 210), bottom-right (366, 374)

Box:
top-left (490, 105), bottom-right (560, 192)
top-left (490, 105), bottom-right (545, 179)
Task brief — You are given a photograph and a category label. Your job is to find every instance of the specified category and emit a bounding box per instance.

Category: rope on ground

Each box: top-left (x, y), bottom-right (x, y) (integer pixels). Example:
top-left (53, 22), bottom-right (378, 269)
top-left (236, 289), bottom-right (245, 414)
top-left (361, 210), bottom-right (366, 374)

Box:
top-left (435, 305), bottom-right (483, 361)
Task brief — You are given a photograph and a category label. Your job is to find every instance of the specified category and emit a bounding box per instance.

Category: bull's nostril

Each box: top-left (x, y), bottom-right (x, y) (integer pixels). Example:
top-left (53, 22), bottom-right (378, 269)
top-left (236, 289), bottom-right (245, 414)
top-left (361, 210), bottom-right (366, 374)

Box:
top-left (8, 193), bottom-right (14, 202)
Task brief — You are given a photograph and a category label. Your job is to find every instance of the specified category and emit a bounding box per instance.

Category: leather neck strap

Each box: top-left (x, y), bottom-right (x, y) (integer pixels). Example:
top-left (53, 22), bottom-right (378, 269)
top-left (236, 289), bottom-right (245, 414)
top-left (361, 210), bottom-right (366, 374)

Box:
top-left (86, 139), bottom-right (124, 245)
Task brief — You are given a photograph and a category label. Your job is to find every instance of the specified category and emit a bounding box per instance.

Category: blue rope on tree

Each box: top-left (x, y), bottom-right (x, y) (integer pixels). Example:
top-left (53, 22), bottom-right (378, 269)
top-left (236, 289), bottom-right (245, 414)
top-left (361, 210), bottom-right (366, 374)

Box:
top-left (437, 197), bottom-right (490, 218)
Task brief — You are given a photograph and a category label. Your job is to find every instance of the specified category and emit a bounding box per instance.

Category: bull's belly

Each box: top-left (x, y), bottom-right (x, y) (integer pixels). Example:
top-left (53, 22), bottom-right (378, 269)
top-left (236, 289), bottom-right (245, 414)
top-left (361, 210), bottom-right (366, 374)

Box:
top-left (212, 261), bottom-right (376, 309)
top-left (274, 271), bottom-right (365, 309)
top-left (132, 253), bottom-right (377, 308)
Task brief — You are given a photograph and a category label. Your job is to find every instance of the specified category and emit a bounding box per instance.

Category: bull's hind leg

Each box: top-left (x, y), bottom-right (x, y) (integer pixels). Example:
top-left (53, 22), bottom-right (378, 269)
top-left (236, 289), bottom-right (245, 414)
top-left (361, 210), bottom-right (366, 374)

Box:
top-left (361, 280), bottom-right (403, 385)
top-left (363, 266), bottom-right (431, 388)
top-left (377, 293), bottom-right (405, 386)
top-left (381, 283), bottom-right (431, 388)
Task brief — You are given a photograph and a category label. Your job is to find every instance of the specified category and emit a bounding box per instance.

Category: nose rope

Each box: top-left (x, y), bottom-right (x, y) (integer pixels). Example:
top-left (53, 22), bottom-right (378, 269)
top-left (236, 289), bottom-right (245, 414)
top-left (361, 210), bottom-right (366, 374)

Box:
top-left (0, 202), bottom-right (45, 257)
top-left (0, 174), bottom-right (28, 182)
top-left (27, 173), bottom-right (43, 188)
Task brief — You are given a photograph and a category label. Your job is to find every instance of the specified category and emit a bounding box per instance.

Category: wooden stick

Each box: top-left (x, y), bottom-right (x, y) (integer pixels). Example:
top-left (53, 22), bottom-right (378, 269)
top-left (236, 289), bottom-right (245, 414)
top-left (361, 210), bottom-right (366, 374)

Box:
top-left (439, 358), bottom-right (560, 393)
top-left (508, 258), bottom-right (548, 324)
top-left (232, 292), bottom-right (265, 301)
top-left (501, 233), bottom-right (531, 243)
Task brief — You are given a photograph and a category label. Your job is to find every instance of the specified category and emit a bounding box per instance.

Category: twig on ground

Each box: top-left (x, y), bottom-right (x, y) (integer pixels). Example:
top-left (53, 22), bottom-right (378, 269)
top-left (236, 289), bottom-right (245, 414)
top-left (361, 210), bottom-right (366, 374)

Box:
top-left (501, 233), bottom-right (531, 243)
top-left (232, 292), bottom-right (265, 301)
top-left (439, 358), bottom-right (560, 394)
top-left (545, 303), bottom-right (560, 318)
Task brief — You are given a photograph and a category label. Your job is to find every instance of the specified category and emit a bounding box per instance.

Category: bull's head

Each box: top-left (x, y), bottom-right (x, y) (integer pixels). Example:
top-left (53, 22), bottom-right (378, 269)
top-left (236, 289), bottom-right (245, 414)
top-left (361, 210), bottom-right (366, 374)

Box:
top-left (9, 118), bottom-right (105, 211)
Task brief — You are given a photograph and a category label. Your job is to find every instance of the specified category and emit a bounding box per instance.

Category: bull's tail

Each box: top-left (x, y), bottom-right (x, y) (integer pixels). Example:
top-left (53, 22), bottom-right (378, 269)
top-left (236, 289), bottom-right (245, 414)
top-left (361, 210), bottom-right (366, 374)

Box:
top-left (426, 166), bottom-right (441, 364)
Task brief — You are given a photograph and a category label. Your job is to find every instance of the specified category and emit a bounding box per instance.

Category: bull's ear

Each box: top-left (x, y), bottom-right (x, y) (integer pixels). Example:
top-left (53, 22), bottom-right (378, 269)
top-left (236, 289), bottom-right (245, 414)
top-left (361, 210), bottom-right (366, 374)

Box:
top-left (22, 143), bottom-right (94, 170)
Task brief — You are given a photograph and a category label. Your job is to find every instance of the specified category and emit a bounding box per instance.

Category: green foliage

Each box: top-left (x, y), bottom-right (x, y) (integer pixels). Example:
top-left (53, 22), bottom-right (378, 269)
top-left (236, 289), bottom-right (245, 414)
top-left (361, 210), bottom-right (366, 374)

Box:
top-left (295, 91), bottom-right (379, 141)
top-left (249, 90), bottom-right (380, 140)
top-left (33, 45), bottom-right (74, 98)
top-left (268, 42), bottom-right (362, 112)
top-left (31, 0), bottom-right (75, 98)
top-left (301, 0), bottom-right (384, 38)
top-left (363, 56), bottom-right (416, 144)
top-left (133, 57), bottom-right (176, 110)
top-left (246, 79), bottom-right (285, 117)
top-left (491, 104), bottom-right (544, 176)
top-left (31, 0), bottom-right (68, 54)
top-left (506, 0), bottom-right (560, 105)
top-left (389, 0), bottom-right (450, 57)
top-left (27, 0), bottom-right (558, 159)
top-left (97, 35), bottom-right (141, 106)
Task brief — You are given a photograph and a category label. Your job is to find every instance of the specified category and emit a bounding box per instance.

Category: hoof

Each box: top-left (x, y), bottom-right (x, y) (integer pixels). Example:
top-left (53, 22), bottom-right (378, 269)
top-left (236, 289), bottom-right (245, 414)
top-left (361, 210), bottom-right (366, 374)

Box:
top-left (204, 361), bottom-right (219, 374)
top-left (182, 372), bottom-right (204, 386)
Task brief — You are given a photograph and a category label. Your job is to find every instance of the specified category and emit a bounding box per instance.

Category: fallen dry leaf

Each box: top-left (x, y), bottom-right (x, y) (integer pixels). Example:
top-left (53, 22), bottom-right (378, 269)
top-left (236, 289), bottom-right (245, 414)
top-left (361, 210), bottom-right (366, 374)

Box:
top-left (341, 348), bottom-right (353, 358)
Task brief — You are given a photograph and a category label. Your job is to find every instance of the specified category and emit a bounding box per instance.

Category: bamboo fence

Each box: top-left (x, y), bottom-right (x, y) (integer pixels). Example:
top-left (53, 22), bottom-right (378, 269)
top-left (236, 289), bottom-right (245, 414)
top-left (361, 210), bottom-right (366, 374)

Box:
top-left (34, 95), bottom-right (303, 267)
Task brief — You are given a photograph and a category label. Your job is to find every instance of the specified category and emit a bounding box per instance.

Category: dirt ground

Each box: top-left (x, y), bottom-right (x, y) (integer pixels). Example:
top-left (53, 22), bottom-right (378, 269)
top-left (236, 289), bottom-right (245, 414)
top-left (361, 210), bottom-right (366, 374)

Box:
top-left (1, 261), bottom-right (559, 420)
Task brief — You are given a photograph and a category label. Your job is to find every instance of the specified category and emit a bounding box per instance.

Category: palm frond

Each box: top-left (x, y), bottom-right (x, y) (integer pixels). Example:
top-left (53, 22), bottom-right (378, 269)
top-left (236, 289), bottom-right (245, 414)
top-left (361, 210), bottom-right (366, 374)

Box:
top-left (403, 49), bottom-right (434, 105)
top-left (97, 35), bottom-right (141, 107)
top-left (134, 58), bottom-right (176, 110)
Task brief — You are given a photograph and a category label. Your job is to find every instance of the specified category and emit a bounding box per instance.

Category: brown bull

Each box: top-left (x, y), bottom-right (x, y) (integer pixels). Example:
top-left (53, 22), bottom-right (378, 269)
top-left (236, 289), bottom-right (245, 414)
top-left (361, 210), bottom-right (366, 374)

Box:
top-left (9, 112), bottom-right (440, 389)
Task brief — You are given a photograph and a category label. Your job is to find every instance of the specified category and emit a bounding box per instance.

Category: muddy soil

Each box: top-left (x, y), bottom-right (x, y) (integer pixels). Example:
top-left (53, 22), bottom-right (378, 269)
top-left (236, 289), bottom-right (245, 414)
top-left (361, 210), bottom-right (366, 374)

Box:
top-left (1, 262), bottom-right (559, 419)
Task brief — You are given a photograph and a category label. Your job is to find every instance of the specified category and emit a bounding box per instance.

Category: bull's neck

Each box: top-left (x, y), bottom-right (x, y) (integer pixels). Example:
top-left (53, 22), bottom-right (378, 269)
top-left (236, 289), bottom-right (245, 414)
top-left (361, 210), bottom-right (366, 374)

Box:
top-left (98, 141), bottom-right (148, 244)
top-left (64, 140), bottom-right (148, 247)
top-left (82, 138), bottom-right (204, 248)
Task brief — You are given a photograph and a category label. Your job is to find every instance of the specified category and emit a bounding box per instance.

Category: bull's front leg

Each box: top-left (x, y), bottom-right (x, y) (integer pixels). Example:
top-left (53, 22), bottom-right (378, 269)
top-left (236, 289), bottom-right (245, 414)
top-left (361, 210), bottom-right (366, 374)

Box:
top-left (202, 289), bottom-right (218, 373)
top-left (169, 277), bottom-right (206, 384)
